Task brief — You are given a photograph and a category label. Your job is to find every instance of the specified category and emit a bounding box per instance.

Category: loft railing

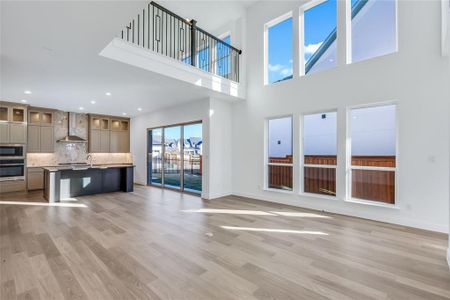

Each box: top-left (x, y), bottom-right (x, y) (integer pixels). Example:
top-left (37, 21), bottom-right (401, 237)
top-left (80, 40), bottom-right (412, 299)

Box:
top-left (121, 1), bottom-right (242, 82)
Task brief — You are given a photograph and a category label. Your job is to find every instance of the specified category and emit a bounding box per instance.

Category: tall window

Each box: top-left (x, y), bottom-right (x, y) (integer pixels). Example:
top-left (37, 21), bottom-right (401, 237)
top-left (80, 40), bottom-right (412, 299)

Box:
top-left (351, 0), bottom-right (397, 63)
top-left (301, 0), bottom-right (337, 75)
top-left (302, 112), bottom-right (337, 196)
top-left (217, 35), bottom-right (231, 78)
top-left (265, 13), bottom-right (293, 84)
top-left (349, 104), bottom-right (397, 204)
top-left (267, 117), bottom-right (293, 190)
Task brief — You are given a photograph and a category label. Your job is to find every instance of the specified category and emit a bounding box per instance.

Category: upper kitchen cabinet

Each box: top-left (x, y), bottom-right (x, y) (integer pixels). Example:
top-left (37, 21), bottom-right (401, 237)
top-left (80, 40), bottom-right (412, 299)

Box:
top-left (27, 107), bottom-right (55, 152)
top-left (0, 101), bottom-right (28, 144)
top-left (89, 114), bottom-right (129, 153)
top-left (29, 109), bottom-right (53, 126)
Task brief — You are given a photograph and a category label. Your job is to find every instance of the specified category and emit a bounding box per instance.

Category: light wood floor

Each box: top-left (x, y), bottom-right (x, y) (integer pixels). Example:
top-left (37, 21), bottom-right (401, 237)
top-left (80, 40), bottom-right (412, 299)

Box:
top-left (1, 185), bottom-right (449, 300)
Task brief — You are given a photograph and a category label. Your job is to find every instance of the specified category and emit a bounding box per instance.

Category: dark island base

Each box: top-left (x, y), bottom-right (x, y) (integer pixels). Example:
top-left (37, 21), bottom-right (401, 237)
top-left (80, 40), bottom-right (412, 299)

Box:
top-left (44, 166), bottom-right (134, 202)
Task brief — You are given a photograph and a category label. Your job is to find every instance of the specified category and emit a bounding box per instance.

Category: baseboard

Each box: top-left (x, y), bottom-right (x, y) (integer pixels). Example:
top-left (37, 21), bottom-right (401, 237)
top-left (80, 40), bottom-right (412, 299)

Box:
top-left (232, 191), bottom-right (449, 234)
top-left (447, 247), bottom-right (450, 269)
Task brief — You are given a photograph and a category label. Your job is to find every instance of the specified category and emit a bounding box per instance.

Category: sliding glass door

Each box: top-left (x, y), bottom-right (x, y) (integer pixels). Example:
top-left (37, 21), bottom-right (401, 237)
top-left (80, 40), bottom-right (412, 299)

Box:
top-left (147, 122), bottom-right (202, 193)
top-left (148, 128), bottom-right (163, 185)
top-left (183, 123), bottom-right (202, 193)
top-left (163, 126), bottom-right (182, 189)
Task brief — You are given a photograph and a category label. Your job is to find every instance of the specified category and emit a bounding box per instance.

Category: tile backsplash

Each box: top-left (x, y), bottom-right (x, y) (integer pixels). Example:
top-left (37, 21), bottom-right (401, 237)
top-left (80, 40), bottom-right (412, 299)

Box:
top-left (27, 111), bottom-right (132, 167)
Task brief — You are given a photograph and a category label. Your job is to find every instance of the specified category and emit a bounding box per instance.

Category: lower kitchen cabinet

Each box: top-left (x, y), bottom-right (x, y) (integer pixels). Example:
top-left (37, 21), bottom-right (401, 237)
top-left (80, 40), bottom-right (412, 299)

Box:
top-left (28, 167), bottom-right (44, 190)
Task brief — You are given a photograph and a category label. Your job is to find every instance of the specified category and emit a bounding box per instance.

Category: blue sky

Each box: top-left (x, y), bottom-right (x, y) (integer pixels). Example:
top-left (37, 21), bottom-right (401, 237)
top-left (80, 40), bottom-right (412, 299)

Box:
top-left (267, 17), bottom-right (292, 84)
top-left (304, 0), bottom-right (336, 62)
top-left (268, 0), bottom-right (337, 83)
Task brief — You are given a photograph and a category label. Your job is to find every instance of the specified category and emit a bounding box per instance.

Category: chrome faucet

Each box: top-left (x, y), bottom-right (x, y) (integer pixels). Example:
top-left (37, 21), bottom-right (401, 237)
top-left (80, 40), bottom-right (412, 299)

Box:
top-left (87, 154), bottom-right (93, 168)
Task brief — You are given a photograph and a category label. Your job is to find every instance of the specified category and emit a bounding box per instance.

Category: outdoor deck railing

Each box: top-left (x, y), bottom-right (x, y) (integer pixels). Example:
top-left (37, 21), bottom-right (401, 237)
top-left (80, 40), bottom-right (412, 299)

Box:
top-left (121, 1), bottom-right (242, 82)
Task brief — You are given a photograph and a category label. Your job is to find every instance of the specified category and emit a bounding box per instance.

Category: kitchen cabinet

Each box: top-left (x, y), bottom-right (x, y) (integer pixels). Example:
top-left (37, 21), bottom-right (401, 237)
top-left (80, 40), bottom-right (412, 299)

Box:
top-left (28, 167), bottom-right (44, 190)
top-left (27, 108), bottom-right (54, 153)
top-left (89, 114), bottom-right (129, 153)
top-left (0, 102), bottom-right (28, 144)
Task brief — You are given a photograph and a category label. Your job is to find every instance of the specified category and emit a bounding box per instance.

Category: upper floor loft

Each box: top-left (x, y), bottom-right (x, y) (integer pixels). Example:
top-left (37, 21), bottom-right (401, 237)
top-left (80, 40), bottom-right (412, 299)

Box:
top-left (101, 1), bottom-right (245, 100)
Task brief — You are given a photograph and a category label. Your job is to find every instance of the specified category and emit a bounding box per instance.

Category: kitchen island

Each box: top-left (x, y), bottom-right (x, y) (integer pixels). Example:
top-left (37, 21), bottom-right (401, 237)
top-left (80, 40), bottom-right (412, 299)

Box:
top-left (43, 164), bottom-right (134, 202)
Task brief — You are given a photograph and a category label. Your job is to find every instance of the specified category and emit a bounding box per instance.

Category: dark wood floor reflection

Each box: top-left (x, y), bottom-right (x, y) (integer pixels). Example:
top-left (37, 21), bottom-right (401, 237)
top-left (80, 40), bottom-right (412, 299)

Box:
top-left (1, 186), bottom-right (449, 299)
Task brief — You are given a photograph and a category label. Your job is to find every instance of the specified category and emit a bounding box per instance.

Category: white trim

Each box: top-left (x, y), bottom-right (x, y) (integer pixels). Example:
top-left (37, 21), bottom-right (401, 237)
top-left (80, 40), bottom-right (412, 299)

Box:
top-left (304, 164), bottom-right (337, 169)
top-left (232, 191), bottom-right (448, 233)
top-left (350, 166), bottom-right (396, 171)
top-left (299, 0), bottom-right (336, 76)
top-left (264, 11), bottom-right (293, 85)
top-left (447, 247), bottom-right (450, 269)
top-left (300, 110), bottom-right (338, 196)
top-left (442, 0), bottom-right (450, 55)
top-left (345, 198), bottom-right (400, 209)
top-left (264, 115), bottom-right (294, 190)
top-left (264, 188), bottom-right (294, 194)
top-left (346, 101), bottom-right (399, 205)
top-left (268, 163), bottom-right (294, 167)
top-left (299, 192), bottom-right (338, 201)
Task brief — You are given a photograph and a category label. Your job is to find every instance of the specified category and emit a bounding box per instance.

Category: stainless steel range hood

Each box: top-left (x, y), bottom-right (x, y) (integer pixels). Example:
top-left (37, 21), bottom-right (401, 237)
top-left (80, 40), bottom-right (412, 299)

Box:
top-left (57, 112), bottom-right (87, 143)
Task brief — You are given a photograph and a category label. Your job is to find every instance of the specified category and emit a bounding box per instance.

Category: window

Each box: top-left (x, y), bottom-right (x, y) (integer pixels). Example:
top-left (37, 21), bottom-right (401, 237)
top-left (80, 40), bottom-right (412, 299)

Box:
top-left (349, 104), bottom-right (397, 204)
top-left (267, 117), bottom-right (293, 190)
top-left (265, 13), bottom-right (293, 84)
top-left (217, 35), bottom-right (231, 78)
top-left (301, 0), bottom-right (337, 75)
top-left (350, 0), bottom-right (397, 63)
top-left (302, 112), bottom-right (337, 196)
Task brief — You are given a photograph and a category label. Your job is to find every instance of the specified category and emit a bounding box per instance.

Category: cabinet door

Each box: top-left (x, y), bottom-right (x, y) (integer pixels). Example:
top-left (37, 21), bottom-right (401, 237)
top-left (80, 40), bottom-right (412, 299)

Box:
top-left (109, 131), bottom-right (120, 153)
top-left (121, 131), bottom-right (130, 153)
top-left (40, 126), bottom-right (54, 153)
top-left (9, 123), bottom-right (27, 144)
top-left (90, 129), bottom-right (101, 153)
top-left (100, 130), bottom-right (110, 153)
top-left (28, 168), bottom-right (44, 190)
top-left (0, 123), bottom-right (9, 143)
top-left (27, 125), bottom-right (40, 152)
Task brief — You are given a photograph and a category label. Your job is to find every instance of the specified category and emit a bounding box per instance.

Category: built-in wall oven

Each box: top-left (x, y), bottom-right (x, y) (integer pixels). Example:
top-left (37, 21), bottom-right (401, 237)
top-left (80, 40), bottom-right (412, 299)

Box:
top-left (0, 145), bottom-right (25, 159)
top-left (0, 145), bottom-right (25, 181)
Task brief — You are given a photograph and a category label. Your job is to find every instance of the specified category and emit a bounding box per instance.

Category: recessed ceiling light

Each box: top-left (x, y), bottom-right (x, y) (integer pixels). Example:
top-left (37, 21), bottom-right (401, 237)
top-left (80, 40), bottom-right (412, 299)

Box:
top-left (90, 100), bottom-right (96, 104)
top-left (122, 112), bottom-right (127, 116)
top-left (21, 99), bottom-right (27, 103)
top-left (79, 107), bottom-right (84, 110)
top-left (137, 108), bottom-right (142, 111)
top-left (105, 92), bottom-right (111, 96)
top-left (24, 90), bottom-right (31, 94)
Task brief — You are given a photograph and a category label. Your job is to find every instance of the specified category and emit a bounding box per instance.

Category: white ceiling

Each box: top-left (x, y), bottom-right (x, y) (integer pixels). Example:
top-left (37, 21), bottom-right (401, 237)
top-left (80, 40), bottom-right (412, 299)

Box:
top-left (0, 1), bottom-right (251, 117)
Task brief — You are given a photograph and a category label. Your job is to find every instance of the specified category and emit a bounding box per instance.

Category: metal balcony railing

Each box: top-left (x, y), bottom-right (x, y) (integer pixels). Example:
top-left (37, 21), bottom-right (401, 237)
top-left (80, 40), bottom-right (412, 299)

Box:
top-left (121, 1), bottom-right (242, 82)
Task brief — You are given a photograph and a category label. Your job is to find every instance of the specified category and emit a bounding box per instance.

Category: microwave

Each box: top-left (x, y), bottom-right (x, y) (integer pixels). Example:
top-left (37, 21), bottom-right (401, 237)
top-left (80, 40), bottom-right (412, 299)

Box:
top-left (0, 145), bottom-right (25, 159)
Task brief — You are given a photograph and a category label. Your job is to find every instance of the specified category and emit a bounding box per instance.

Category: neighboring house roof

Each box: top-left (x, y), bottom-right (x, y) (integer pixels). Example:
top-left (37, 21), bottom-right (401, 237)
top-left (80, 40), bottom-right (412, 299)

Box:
top-left (305, 0), bottom-right (368, 74)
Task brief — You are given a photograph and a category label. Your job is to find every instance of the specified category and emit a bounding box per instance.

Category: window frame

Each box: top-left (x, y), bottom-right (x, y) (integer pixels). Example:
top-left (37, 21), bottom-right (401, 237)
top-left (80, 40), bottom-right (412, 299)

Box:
top-left (300, 109), bottom-right (338, 199)
top-left (264, 11), bottom-right (293, 85)
top-left (264, 115), bottom-right (294, 192)
top-left (345, 101), bottom-right (399, 207)
top-left (299, 0), bottom-right (337, 76)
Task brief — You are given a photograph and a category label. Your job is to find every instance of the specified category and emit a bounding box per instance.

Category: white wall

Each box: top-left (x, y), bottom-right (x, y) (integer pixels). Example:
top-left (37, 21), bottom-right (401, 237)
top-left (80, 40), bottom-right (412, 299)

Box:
top-left (232, 0), bottom-right (450, 233)
top-left (131, 97), bottom-right (233, 200)
top-left (209, 98), bottom-right (233, 198)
